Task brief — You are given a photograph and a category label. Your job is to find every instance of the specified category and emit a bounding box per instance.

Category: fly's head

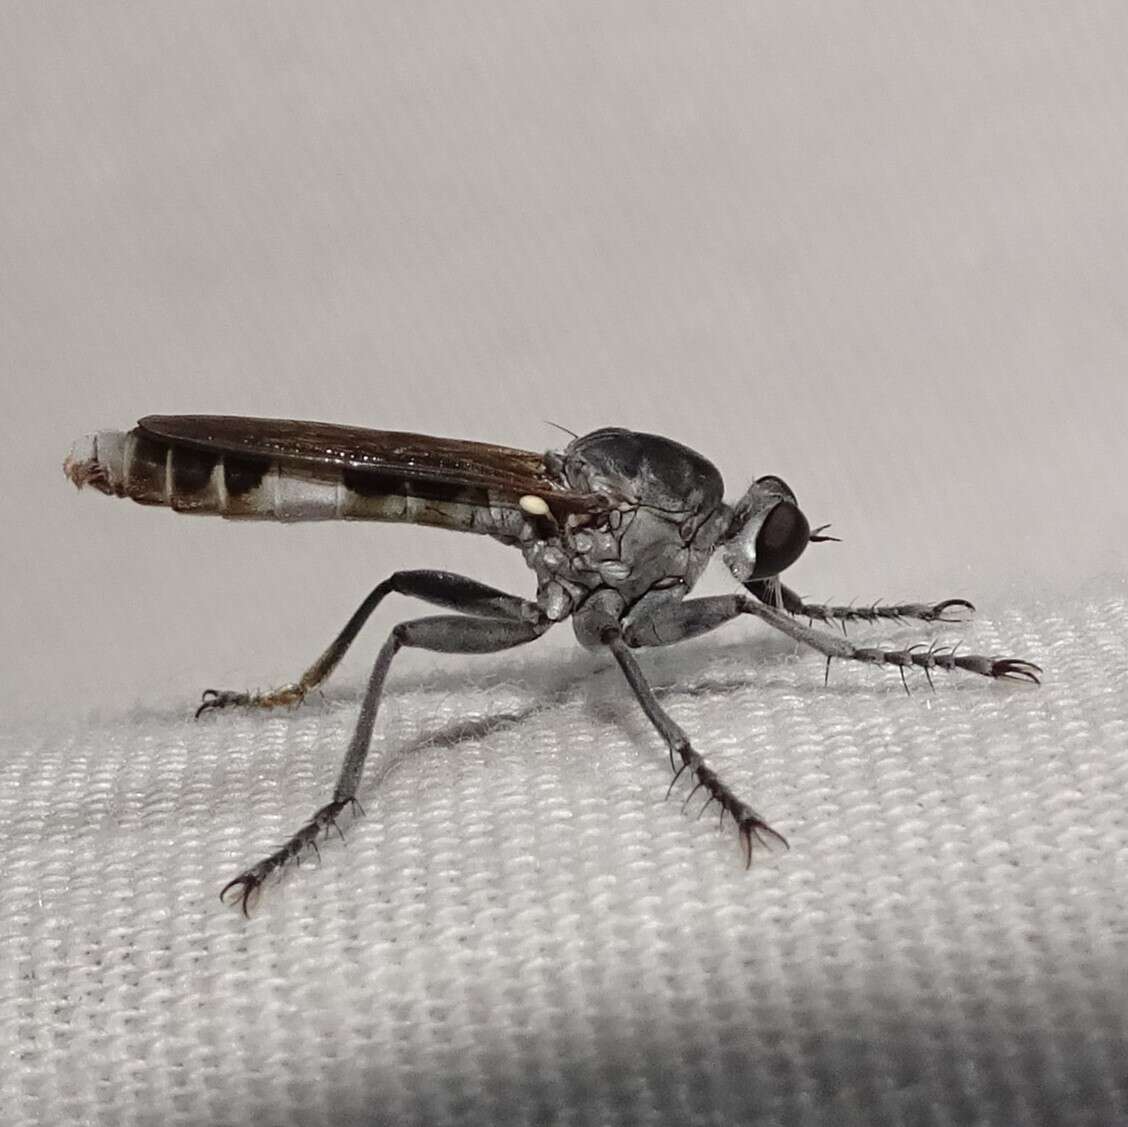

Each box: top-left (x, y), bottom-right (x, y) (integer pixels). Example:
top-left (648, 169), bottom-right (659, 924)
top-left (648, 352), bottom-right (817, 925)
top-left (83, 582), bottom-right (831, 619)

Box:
top-left (721, 475), bottom-right (811, 586)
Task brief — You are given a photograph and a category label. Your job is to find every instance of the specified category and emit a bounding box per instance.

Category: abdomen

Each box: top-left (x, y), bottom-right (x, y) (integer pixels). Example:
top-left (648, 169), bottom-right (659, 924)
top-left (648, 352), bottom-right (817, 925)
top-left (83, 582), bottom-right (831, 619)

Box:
top-left (64, 427), bottom-right (504, 533)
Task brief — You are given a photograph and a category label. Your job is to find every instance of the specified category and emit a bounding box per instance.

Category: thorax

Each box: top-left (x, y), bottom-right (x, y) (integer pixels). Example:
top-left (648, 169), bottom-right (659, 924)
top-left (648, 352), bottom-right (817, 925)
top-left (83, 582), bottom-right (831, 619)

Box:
top-left (500, 427), bottom-right (730, 628)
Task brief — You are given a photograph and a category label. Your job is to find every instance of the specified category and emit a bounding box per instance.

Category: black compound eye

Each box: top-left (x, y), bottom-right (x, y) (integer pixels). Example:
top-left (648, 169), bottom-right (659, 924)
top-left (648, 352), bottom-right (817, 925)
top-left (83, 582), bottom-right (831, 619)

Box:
top-left (752, 501), bottom-right (810, 578)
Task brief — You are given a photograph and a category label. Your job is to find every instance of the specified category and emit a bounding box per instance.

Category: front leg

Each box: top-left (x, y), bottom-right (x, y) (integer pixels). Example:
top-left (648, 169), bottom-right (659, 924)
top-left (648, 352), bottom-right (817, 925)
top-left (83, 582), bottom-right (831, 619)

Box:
top-left (614, 593), bottom-right (1038, 861)
top-left (736, 596), bottom-right (1041, 687)
top-left (744, 579), bottom-right (974, 628)
top-left (626, 594), bottom-right (1040, 687)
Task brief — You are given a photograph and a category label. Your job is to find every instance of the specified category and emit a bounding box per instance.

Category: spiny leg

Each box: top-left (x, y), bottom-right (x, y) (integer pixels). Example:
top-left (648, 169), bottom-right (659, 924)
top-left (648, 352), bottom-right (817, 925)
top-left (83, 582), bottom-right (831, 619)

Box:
top-left (221, 610), bottom-right (550, 914)
top-left (610, 591), bottom-right (1037, 857)
top-left (739, 597), bottom-right (1040, 684)
top-left (626, 592), bottom-right (1039, 684)
top-left (744, 578), bottom-right (975, 629)
top-left (603, 630), bottom-right (787, 866)
top-left (197, 570), bottom-right (535, 716)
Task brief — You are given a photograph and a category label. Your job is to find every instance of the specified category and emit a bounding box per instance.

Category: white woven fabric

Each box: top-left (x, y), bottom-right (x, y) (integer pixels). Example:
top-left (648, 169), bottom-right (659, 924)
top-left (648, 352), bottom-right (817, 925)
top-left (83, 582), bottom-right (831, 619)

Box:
top-left (1, 583), bottom-right (1124, 1126)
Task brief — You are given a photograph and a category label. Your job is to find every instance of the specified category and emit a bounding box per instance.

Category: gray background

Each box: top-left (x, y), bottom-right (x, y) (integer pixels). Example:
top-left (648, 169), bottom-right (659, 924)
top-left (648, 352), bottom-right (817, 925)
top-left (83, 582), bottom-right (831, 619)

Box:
top-left (1, 5), bottom-right (1126, 1126)
top-left (3, 2), bottom-right (1125, 716)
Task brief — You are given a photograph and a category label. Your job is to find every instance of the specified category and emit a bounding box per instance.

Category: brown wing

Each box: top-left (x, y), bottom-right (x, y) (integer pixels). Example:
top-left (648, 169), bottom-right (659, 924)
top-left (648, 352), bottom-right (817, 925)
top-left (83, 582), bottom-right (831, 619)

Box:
top-left (137, 415), bottom-right (608, 514)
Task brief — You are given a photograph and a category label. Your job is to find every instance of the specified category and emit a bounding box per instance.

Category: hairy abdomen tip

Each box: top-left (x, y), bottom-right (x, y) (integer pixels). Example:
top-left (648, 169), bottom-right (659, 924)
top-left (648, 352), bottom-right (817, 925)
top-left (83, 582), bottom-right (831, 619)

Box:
top-left (63, 431), bottom-right (126, 494)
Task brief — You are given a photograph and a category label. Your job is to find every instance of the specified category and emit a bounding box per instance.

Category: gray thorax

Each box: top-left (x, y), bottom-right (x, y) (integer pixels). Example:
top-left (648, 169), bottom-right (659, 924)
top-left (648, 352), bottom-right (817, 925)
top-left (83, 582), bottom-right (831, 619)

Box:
top-left (506, 428), bottom-right (732, 642)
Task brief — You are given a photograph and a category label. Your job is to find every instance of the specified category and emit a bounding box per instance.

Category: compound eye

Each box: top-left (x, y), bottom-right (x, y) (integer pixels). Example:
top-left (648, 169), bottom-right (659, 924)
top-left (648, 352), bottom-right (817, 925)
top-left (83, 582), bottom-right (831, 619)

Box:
top-left (752, 501), bottom-right (810, 578)
top-left (754, 475), bottom-right (797, 504)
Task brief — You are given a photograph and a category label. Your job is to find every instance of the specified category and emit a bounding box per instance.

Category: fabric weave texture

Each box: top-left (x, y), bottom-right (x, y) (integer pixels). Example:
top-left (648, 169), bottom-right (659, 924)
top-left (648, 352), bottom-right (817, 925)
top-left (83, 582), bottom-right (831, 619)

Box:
top-left (1, 584), bottom-right (1125, 1126)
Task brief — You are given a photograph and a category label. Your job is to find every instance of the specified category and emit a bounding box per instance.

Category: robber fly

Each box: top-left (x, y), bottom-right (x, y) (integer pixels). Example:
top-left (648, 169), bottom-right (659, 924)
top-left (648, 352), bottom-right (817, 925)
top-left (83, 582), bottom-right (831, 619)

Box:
top-left (65, 415), bottom-right (1040, 912)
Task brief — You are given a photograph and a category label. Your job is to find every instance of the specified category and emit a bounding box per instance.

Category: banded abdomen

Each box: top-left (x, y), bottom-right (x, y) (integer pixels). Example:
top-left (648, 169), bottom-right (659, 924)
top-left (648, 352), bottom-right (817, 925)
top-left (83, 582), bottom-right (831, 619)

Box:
top-left (64, 426), bottom-right (508, 534)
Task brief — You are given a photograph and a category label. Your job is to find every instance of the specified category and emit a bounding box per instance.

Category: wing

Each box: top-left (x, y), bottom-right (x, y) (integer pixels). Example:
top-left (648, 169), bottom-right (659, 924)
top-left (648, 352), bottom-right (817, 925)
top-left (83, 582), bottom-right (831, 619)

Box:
top-left (136, 415), bottom-right (607, 514)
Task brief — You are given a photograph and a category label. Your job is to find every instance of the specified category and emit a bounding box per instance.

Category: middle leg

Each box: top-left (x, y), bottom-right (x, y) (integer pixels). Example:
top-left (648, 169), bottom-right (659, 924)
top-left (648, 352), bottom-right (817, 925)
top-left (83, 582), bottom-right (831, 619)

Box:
top-left (602, 626), bottom-right (787, 865)
top-left (610, 593), bottom-right (1038, 859)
